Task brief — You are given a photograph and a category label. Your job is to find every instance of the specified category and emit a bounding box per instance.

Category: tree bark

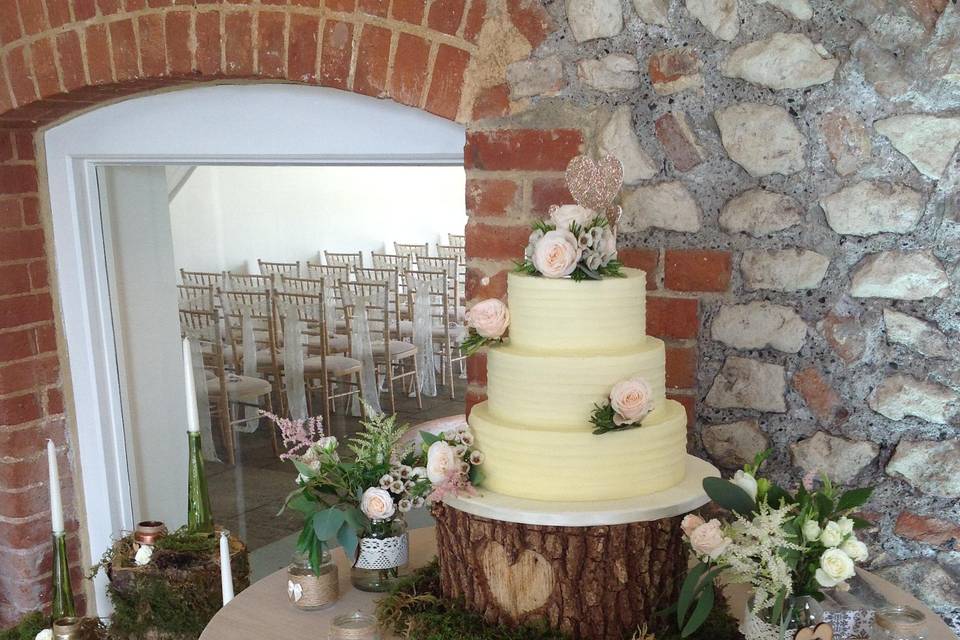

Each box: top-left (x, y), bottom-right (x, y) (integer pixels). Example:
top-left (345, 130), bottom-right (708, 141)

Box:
top-left (432, 503), bottom-right (687, 640)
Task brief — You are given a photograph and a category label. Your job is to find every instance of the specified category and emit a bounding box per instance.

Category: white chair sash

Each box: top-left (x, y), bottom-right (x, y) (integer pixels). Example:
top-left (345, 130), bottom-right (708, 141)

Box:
top-left (282, 308), bottom-right (308, 420)
top-left (412, 285), bottom-right (437, 397)
top-left (184, 331), bottom-right (219, 462)
top-left (347, 294), bottom-right (382, 415)
top-left (322, 281), bottom-right (338, 337)
top-left (236, 306), bottom-right (260, 433)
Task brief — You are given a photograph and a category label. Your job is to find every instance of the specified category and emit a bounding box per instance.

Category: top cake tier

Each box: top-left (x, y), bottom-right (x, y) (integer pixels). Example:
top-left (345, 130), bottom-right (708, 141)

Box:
top-left (507, 268), bottom-right (647, 354)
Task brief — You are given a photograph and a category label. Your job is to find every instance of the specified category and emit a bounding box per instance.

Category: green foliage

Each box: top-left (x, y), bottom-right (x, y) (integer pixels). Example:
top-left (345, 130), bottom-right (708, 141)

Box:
top-left (702, 478), bottom-right (756, 518)
top-left (0, 612), bottom-right (46, 640)
top-left (461, 331), bottom-right (501, 357)
top-left (154, 528), bottom-right (219, 554)
top-left (589, 403), bottom-right (642, 435)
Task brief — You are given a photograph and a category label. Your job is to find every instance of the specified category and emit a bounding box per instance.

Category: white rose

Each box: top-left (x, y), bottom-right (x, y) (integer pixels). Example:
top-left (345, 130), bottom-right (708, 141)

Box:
top-left (840, 537), bottom-right (868, 563)
top-left (35, 630), bottom-right (53, 640)
top-left (732, 470), bottom-right (759, 501)
top-left (802, 519), bottom-right (821, 542)
top-left (609, 376), bottom-right (654, 425)
top-left (836, 516), bottom-right (855, 536)
top-left (532, 229), bottom-right (582, 278)
top-left (681, 514), bottom-right (705, 537)
top-left (361, 487), bottom-right (396, 520)
top-left (134, 544), bottom-right (153, 566)
top-left (426, 441), bottom-right (458, 484)
top-left (550, 204), bottom-right (597, 230)
top-left (465, 299), bottom-right (510, 339)
top-left (820, 521), bottom-right (844, 548)
top-left (815, 548), bottom-right (856, 588)
top-left (688, 519), bottom-right (731, 561)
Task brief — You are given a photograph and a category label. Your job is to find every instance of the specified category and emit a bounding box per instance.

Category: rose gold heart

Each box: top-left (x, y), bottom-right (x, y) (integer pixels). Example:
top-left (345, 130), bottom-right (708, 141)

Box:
top-left (565, 155), bottom-right (623, 213)
top-left (794, 623), bottom-right (834, 640)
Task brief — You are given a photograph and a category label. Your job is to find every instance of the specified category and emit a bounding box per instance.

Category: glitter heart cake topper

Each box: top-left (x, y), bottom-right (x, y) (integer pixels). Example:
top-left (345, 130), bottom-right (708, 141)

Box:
top-left (565, 154), bottom-right (624, 213)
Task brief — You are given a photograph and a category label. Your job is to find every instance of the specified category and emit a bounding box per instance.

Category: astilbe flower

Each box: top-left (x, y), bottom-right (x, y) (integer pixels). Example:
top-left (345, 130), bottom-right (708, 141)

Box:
top-left (426, 468), bottom-right (478, 502)
top-left (261, 411), bottom-right (323, 460)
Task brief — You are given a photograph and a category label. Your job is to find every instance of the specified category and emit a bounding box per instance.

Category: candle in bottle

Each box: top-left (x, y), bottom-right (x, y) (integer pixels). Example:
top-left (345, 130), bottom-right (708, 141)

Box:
top-left (182, 337), bottom-right (199, 433)
top-left (220, 530), bottom-right (235, 605)
top-left (47, 439), bottom-right (64, 534)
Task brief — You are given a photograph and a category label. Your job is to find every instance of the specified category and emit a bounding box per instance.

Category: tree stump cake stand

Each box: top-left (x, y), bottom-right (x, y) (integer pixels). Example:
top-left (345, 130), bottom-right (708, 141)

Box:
top-left (433, 455), bottom-right (719, 640)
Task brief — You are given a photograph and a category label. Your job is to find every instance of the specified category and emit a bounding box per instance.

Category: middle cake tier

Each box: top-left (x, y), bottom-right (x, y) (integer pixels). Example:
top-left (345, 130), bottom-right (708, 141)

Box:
top-left (486, 337), bottom-right (667, 431)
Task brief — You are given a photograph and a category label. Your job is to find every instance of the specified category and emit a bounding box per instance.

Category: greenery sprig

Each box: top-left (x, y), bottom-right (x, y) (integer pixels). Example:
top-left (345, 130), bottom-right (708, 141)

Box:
top-left (460, 330), bottom-right (504, 357)
top-left (589, 403), bottom-right (642, 435)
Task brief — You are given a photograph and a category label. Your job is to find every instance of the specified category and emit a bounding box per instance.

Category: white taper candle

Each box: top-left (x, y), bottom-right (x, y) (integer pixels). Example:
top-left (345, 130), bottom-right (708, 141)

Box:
top-left (47, 439), bottom-right (64, 534)
top-left (183, 336), bottom-right (200, 433)
top-left (220, 530), bottom-right (235, 605)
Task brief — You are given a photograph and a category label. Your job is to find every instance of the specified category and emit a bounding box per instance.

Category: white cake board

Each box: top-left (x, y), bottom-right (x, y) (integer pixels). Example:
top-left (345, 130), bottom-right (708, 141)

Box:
top-left (443, 455), bottom-right (719, 527)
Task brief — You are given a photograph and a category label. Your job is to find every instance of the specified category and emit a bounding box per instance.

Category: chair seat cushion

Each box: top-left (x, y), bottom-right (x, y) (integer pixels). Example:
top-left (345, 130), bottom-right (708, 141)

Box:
top-left (206, 374), bottom-right (272, 399)
top-left (303, 355), bottom-right (363, 376)
top-left (307, 334), bottom-right (349, 353)
top-left (373, 340), bottom-right (416, 357)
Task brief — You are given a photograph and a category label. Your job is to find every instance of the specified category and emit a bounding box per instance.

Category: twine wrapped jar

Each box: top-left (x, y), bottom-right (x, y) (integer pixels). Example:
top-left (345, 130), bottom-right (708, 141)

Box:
top-left (287, 549), bottom-right (339, 610)
top-left (872, 606), bottom-right (927, 640)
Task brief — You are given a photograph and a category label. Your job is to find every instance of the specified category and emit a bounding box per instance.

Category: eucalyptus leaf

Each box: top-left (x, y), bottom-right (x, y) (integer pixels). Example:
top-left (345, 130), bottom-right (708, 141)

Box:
top-left (703, 477), bottom-right (756, 516)
top-left (313, 507), bottom-right (346, 542)
top-left (343, 506), bottom-right (367, 531)
top-left (677, 562), bottom-right (708, 629)
top-left (293, 459), bottom-right (317, 479)
top-left (836, 487), bottom-right (873, 512)
top-left (285, 490), bottom-right (316, 517)
top-left (420, 430), bottom-right (442, 446)
top-left (337, 521), bottom-right (359, 561)
top-left (766, 485), bottom-right (794, 508)
top-left (469, 465), bottom-right (485, 486)
top-left (815, 493), bottom-right (834, 519)
top-left (681, 582), bottom-right (714, 638)
top-left (851, 516), bottom-right (873, 530)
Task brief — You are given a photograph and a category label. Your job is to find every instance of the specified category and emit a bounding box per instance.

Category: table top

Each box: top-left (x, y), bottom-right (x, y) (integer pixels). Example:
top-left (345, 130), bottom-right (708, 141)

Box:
top-left (200, 527), bottom-right (956, 640)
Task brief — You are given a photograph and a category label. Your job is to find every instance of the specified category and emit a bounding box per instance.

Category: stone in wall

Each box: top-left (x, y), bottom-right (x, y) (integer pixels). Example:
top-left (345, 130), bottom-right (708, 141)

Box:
top-left (567, 0), bottom-right (624, 42)
top-left (655, 112), bottom-right (706, 172)
top-left (875, 114), bottom-right (960, 180)
top-left (820, 312), bottom-right (869, 364)
top-left (850, 250), bottom-right (950, 300)
top-left (895, 512), bottom-right (960, 549)
top-left (883, 308), bottom-right (951, 358)
top-left (578, 53), bottom-right (641, 92)
top-left (685, 0), bottom-right (739, 41)
top-left (711, 301), bottom-right (807, 353)
top-left (705, 356), bottom-right (787, 412)
top-left (852, 37), bottom-right (913, 100)
top-left (721, 33), bottom-right (839, 90)
top-left (741, 248), bottom-right (830, 291)
top-left (793, 368), bottom-right (848, 426)
top-left (756, 0), bottom-right (812, 20)
top-left (868, 373), bottom-right (959, 424)
top-left (633, 0), bottom-right (670, 25)
top-left (649, 48), bottom-right (704, 96)
top-left (621, 181), bottom-right (702, 232)
top-left (790, 431), bottom-right (879, 485)
top-left (820, 181), bottom-right (924, 236)
top-left (506, 56), bottom-right (566, 99)
top-left (821, 109), bottom-right (873, 176)
top-left (719, 189), bottom-right (803, 236)
top-left (887, 439), bottom-right (960, 497)
top-left (877, 560), bottom-right (960, 610)
top-left (702, 420), bottom-right (769, 468)
top-left (599, 105), bottom-right (659, 184)
top-left (715, 104), bottom-right (806, 177)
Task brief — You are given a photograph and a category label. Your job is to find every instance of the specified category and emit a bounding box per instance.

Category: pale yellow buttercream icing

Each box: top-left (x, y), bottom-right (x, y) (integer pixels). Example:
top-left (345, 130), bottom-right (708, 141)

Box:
top-left (469, 267), bottom-right (688, 502)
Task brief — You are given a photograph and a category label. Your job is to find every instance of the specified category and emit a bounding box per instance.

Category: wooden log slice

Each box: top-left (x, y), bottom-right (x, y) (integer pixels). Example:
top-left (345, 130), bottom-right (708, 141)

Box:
top-left (433, 503), bottom-right (686, 640)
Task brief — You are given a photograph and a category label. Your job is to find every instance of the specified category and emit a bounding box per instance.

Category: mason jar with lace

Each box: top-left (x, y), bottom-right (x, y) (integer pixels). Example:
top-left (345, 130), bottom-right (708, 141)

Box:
top-left (350, 516), bottom-right (409, 592)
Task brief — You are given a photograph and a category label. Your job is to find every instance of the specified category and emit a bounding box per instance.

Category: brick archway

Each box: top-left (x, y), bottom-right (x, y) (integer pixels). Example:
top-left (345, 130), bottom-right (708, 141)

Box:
top-left (0, 0), bottom-right (558, 624)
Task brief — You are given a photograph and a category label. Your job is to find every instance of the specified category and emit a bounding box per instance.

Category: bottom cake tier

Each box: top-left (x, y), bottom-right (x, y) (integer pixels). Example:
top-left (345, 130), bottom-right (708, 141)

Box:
top-left (469, 399), bottom-right (688, 502)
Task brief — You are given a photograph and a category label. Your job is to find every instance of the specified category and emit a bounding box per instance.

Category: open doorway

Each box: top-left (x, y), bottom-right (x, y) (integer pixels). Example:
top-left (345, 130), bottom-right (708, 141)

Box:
top-left (43, 84), bottom-right (466, 612)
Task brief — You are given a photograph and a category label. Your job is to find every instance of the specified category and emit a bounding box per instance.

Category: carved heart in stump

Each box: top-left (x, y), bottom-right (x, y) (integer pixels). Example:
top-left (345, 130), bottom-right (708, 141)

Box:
top-left (794, 623), bottom-right (834, 640)
top-left (565, 155), bottom-right (623, 213)
top-left (480, 542), bottom-right (555, 618)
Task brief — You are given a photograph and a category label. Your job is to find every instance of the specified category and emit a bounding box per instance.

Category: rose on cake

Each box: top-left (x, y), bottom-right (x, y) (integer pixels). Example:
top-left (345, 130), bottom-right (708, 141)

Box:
top-left (518, 218), bottom-right (623, 281)
top-left (590, 374), bottom-right (655, 434)
top-left (461, 298), bottom-right (510, 356)
top-left (549, 204), bottom-right (597, 230)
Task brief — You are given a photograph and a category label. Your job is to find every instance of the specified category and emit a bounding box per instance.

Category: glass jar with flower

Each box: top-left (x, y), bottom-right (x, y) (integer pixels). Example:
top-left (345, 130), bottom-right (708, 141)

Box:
top-left (351, 512), bottom-right (409, 592)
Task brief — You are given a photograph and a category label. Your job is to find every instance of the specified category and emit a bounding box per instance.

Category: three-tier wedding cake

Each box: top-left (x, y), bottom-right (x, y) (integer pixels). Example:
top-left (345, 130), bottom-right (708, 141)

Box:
top-left (469, 268), bottom-right (689, 501)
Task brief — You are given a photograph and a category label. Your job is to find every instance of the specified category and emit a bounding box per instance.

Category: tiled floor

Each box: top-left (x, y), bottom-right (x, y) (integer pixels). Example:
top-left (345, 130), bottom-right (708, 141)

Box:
top-left (206, 376), bottom-right (467, 578)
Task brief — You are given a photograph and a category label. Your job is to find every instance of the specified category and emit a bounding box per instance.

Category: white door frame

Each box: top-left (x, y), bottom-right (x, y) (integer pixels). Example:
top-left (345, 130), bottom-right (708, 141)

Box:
top-left (42, 84), bottom-right (465, 615)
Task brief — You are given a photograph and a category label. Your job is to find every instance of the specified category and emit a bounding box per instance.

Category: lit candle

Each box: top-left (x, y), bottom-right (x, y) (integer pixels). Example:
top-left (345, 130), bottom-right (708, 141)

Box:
top-left (182, 337), bottom-right (199, 434)
top-left (47, 439), bottom-right (64, 534)
top-left (220, 530), bottom-right (234, 605)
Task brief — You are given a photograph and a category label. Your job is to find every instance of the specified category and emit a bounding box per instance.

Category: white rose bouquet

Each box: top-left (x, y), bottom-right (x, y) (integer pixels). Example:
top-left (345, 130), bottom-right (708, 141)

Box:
top-left (461, 298), bottom-right (510, 356)
top-left (675, 451), bottom-right (875, 637)
top-left (589, 374), bottom-right (655, 434)
top-left (515, 205), bottom-right (624, 281)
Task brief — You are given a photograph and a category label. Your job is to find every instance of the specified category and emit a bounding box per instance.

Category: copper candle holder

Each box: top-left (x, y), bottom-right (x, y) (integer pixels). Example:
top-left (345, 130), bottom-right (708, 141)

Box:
top-left (133, 521), bottom-right (167, 546)
top-left (52, 617), bottom-right (83, 640)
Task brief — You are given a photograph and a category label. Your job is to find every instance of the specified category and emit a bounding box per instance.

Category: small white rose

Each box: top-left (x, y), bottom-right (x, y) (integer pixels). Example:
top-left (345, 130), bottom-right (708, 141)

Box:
top-left (532, 229), bottom-right (582, 278)
top-left (465, 299), bottom-right (510, 339)
top-left (688, 519), bottom-right (731, 560)
top-left (134, 544), bottom-right (153, 566)
top-left (35, 629), bottom-right (53, 640)
top-left (609, 376), bottom-right (654, 425)
top-left (426, 441), bottom-right (458, 484)
top-left (837, 516), bottom-right (855, 536)
top-left (732, 470), bottom-right (759, 501)
top-left (361, 487), bottom-right (396, 520)
top-left (840, 537), bottom-right (868, 563)
top-left (681, 514), bottom-right (705, 537)
top-left (820, 521), bottom-right (844, 548)
top-left (816, 548), bottom-right (855, 587)
top-left (549, 204), bottom-right (597, 230)
top-left (802, 519), bottom-right (822, 542)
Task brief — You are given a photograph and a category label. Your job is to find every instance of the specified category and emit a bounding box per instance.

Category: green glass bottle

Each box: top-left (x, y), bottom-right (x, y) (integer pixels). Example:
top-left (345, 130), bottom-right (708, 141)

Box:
top-left (186, 431), bottom-right (214, 533)
top-left (51, 532), bottom-right (76, 619)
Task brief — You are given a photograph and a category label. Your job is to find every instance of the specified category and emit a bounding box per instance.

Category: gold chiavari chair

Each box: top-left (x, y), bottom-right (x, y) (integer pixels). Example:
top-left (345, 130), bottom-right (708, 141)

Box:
top-left (226, 272), bottom-right (275, 292)
top-left (305, 262), bottom-right (350, 332)
top-left (177, 283), bottom-right (215, 312)
top-left (418, 255), bottom-right (462, 322)
top-left (406, 269), bottom-right (466, 400)
top-left (354, 267), bottom-right (405, 340)
top-left (324, 250), bottom-right (364, 269)
top-left (258, 259), bottom-right (301, 279)
top-left (180, 268), bottom-right (224, 288)
top-left (447, 233), bottom-right (465, 247)
top-left (394, 242), bottom-right (429, 264)
top-left (279, 275), bottom-right (349, 354)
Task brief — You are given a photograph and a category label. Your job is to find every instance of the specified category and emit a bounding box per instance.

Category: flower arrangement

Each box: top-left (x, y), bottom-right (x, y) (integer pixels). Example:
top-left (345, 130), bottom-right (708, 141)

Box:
top-left (516, 206), bottom-right (624, 281)
top-left (590, 375), bottom-right (655, 434)
top-left (461, 298), bottom-right (510, 356)
top-left (675, 452), bottom-right (874, 638)
top-left (421, 427), bottom-right (484, 501)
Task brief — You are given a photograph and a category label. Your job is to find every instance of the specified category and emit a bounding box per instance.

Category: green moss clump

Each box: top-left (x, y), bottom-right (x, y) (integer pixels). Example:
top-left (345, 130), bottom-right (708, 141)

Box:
top-left (376, 560), bottom-right (743, 640)
top-left (0, 612), bottom-right (46, 640)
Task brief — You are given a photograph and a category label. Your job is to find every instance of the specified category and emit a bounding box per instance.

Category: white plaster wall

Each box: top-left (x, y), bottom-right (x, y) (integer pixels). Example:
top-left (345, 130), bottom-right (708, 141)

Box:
top-left (170, 165), bottom-right (466, 274)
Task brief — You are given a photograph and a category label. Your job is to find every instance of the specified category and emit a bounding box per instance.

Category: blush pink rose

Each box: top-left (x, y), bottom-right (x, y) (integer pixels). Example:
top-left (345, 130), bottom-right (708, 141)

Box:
top-left (609, 376), bottom-right (654, 425)
top-left (549, 204), bottom-right (597, 230)
top-left (681, 514), bottom-right (706, 537)
top-left (689, 519), bottom-right (731, 560)
top-left (532, 229), bottom-right (582, 278)
top-left (361, 487), bottom-right (396, 520)
top-left (465, 299), bottom-right (510, 339)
